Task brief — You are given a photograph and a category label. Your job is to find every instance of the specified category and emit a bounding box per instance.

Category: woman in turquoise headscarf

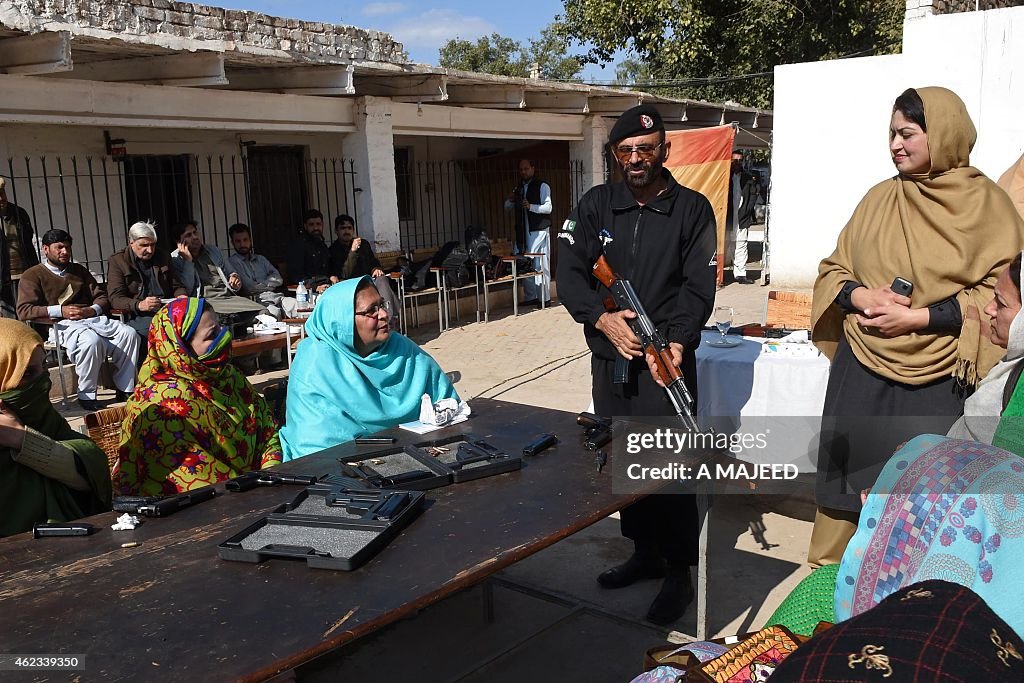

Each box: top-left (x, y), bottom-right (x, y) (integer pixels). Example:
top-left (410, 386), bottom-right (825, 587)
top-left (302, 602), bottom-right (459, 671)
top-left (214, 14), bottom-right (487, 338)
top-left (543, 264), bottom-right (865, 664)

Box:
top-left (281, 277), bottom-right (459, 460)
top-left (0, 319), bottom-right (111, 536)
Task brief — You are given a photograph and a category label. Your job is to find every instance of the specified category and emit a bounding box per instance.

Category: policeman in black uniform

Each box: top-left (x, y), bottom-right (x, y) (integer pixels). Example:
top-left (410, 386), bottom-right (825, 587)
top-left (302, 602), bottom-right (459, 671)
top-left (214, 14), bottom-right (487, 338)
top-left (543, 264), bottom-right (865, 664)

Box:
top-left (556, 104), bottom-right (717, 624)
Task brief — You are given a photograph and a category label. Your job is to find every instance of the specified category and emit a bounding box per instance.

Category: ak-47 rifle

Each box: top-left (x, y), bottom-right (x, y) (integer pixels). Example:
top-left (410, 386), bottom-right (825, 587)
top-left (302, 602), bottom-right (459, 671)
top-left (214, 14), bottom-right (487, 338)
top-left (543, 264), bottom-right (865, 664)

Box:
top-left (592, 255), bottom-right (699, 432)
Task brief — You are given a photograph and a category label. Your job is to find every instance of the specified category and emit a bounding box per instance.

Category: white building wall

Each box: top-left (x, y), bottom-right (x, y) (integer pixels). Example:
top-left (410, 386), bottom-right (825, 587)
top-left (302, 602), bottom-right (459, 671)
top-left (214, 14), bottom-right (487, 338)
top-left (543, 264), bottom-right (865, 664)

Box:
top-left (770, 6), bottom-right (1024, 288)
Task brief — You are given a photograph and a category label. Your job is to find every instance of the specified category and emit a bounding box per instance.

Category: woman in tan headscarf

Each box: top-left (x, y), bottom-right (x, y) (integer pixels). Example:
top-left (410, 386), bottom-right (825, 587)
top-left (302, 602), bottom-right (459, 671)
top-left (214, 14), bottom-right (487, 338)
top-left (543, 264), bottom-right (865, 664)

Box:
top-left (808, 87), bottom-right (1024, 565)
top-left (998, 152), bottom-right (1024, 219)
top-left (0, 319), bottom-right (111, 536)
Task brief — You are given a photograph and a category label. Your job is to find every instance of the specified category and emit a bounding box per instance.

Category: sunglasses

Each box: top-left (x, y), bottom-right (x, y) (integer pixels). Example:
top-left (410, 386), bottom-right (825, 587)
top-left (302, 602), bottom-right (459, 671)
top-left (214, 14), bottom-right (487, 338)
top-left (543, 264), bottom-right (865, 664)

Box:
top-left (613, 142), bottom-right (664, 163)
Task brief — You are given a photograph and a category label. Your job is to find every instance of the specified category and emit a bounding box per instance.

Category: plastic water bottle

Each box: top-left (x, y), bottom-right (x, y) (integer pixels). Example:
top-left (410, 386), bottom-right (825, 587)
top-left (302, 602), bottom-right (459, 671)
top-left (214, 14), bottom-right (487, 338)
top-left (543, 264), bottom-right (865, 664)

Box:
top-left (296, 281), bottom-right (309, 312)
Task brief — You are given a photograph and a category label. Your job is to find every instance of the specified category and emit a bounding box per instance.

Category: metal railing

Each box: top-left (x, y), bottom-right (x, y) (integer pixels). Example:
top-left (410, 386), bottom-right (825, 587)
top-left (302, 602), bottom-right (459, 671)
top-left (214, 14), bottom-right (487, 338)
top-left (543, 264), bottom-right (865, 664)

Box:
top-left (2, 154), bottom-right (358, 277)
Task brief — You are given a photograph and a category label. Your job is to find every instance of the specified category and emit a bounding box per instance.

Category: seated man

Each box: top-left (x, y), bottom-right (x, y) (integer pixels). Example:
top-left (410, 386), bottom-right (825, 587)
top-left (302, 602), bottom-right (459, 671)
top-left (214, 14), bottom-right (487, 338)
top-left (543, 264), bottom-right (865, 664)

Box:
top-left (0, 319), bottom-right (111, 536)
top-left (17, 229), bottom-right (140, 411)
top-left (227, 222), bottom-right (296, 319)
top-left (286, 209), bottom-right (338, 295)
top-left (106, 220), bottom-right (186, 338)
top-left (169, 220), bottom-right (264, 320)
top-left (328, 214), bottom-right (400, 325)
top-left (280, 276), bottom-right (458, 460)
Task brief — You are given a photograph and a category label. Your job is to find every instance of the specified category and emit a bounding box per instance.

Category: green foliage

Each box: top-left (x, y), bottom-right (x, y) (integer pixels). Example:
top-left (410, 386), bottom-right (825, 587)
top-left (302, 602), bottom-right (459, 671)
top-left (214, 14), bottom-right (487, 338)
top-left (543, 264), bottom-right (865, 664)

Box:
top-left (439, 33), bottom-right (529, 78)
top-left (439, 24), bottom-right (583, 81)
top-left (557, 0), bottom-right (904, 108)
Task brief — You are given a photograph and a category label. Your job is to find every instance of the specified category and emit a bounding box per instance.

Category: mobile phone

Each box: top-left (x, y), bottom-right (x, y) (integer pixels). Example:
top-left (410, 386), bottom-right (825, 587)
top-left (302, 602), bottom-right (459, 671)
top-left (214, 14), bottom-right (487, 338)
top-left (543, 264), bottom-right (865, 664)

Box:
top-left (891, 277), bottom-right (914, 297)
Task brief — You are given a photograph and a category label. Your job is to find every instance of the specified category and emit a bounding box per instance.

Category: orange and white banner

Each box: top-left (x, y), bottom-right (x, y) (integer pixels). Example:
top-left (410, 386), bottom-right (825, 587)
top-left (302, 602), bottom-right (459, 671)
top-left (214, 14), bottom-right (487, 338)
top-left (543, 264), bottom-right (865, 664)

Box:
top-left (664, 125), bottom-right (736, 285)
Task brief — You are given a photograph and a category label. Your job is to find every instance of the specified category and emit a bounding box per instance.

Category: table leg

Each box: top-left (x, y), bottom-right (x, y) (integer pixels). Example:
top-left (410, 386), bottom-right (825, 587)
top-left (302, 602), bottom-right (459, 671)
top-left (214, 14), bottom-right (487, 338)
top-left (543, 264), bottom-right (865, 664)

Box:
top-left (696, 492), bottom-right (712, 640)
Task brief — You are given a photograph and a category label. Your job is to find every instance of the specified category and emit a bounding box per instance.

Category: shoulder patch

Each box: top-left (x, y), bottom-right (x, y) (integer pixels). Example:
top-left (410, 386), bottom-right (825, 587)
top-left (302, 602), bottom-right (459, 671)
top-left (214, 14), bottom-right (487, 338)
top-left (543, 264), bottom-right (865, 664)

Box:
top-left (562, 219), bottom-right (576, 233)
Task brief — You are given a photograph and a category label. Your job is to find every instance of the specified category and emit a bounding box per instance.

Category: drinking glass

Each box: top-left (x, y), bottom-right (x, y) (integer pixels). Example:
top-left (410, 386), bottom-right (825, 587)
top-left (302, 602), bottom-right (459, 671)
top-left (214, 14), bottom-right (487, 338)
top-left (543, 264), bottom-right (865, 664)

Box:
top-left (714, 306), bottom-right (734, 344)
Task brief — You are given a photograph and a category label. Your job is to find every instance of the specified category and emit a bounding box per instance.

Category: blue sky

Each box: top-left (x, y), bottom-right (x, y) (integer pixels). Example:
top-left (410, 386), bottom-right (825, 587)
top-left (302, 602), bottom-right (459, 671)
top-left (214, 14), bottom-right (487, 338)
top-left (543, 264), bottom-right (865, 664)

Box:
top-left (217, 1), bottom-right (624, 82)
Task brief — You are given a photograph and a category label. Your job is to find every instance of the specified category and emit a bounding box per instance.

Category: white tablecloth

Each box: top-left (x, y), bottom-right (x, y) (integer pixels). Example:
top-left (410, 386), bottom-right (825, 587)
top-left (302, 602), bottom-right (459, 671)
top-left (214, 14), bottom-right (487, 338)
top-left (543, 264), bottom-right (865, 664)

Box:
top-left (695, 330), bottom-right (830, 473)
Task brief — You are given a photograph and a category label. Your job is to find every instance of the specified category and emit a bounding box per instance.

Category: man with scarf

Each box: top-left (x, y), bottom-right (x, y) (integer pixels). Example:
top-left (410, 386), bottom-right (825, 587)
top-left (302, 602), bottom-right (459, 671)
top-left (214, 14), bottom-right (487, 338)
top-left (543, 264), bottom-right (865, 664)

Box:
top-left (0, 319), bottom-right (111, 536)
top-left (556, 104), bottom-right (717, 625)
top-left (18, 229), bottom-right (140, 412)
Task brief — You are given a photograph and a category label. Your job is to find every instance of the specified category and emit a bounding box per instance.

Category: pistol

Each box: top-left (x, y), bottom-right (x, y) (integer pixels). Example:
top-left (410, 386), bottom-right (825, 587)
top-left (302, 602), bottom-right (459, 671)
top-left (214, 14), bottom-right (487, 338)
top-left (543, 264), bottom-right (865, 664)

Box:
top-left (127, 487), bottom-right (216, 517)
top-left (226, 471), bottom-right (320, 492)
top-left (451, 441), bottom-right (508, 469)
top-left (380, 470), bottom-right (433, 487)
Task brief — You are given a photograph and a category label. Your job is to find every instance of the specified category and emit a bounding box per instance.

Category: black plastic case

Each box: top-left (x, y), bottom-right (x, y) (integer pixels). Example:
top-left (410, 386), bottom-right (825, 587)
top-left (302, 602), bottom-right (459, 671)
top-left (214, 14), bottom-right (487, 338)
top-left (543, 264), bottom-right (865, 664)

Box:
top-left (337, 445), bottom-right (453, 490)
top-left (217, 486), bottom-right (425, 571)
top-left (413, 435), bottom-right (522, 483)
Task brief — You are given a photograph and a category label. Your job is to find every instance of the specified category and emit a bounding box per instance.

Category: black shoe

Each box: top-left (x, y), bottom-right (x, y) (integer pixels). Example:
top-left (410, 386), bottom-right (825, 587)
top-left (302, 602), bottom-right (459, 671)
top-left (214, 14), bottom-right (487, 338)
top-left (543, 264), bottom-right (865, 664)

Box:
top-left (734, 276), bottom-right (755, 285)
top-left (78, 398), bottom-right (103, 412)
top-left (520, 298), bottom-right (539, 306)
top-left (646, 570), bottom-right (695, 625)
top-left (597, 553), bottom-right (666, 589)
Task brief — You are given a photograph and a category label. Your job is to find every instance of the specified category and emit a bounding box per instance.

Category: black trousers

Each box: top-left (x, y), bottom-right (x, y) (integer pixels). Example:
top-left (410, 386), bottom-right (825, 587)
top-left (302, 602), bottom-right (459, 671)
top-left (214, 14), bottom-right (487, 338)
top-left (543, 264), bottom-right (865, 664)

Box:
top-left (593, 354), bottom-right (700, 566)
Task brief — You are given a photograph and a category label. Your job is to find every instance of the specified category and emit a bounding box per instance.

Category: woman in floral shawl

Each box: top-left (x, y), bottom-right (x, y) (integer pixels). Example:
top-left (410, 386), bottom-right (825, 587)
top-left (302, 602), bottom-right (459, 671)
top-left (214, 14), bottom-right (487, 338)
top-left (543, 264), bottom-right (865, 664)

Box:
top-left (113, 297), bottom-right (281, 495)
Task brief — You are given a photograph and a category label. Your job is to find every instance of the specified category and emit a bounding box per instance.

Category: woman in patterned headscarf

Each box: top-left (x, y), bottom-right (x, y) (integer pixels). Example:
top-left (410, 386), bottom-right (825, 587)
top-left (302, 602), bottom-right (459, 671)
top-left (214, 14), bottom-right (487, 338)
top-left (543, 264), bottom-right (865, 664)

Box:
top-left (113, 297), bottom-right (281, 496)
top-left (0, 319), bottom-right (110, 536)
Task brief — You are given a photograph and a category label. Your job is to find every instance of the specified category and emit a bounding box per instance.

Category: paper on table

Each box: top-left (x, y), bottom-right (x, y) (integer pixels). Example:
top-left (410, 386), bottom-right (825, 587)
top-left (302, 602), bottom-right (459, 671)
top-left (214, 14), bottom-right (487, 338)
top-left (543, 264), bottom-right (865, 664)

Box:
top-left (398, 413), bottom-right (470, 434)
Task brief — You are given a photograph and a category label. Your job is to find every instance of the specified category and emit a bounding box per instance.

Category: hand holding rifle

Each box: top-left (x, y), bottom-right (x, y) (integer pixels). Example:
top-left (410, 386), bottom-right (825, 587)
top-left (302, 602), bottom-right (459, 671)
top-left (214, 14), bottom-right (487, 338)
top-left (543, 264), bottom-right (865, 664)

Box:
top-left (591, 255), bottom-right (699, 431)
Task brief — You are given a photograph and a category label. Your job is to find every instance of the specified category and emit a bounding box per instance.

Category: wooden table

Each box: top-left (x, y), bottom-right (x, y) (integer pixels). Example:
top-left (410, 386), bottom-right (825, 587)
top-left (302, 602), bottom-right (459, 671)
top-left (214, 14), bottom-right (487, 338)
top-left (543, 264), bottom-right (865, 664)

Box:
top-left (0, 399), bottom-right (655, 682)
top-left (231, 324), bottom-right (306, 370)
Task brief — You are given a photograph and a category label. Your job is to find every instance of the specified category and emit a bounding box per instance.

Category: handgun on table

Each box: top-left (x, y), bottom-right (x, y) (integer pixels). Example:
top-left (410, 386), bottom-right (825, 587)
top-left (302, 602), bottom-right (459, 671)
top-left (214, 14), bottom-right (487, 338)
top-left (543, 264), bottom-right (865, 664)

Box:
top-left (227, 471), bottom-right (320, 492)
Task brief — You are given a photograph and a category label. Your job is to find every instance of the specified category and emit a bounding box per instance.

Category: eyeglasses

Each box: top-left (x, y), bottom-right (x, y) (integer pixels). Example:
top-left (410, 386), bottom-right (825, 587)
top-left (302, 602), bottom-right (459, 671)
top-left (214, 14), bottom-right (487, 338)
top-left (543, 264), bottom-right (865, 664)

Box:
top-left (355, 300), bottom-right (392, 317)
top-left (613, 142), bottom-right (663, 162)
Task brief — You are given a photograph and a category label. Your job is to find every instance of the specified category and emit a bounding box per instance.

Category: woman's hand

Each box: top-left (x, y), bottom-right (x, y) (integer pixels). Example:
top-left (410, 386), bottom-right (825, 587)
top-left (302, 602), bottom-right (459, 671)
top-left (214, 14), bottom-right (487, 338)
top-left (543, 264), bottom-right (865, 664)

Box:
top-left (850, 286), bottom-right (910, 312)
top-left (0, 400), bottom-right (26, 451)
top-left (854, 305), bottom-right (929, 337)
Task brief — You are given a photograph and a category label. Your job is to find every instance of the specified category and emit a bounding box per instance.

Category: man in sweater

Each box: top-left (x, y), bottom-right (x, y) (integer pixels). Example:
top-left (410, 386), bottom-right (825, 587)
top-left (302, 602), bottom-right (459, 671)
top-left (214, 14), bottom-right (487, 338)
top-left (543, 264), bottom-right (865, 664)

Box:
top-left (17, 229), bottom-right (140, 411)
top-left (169, 220), bottom-right (264, 318)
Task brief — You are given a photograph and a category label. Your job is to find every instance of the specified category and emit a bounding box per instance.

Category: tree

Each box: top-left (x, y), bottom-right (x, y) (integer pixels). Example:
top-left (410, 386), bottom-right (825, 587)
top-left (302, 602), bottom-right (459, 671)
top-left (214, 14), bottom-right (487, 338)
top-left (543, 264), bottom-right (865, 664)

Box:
top-left (439, 33), bottom-right (529, 78)
top-left (555, 0), bottom-right (904, 108)
top-left (439, 25), bottom-right (583, 81)
top-left (613, 57), bottom-right (651, 86)
top-left (527, 24), bottom-right (583, 81)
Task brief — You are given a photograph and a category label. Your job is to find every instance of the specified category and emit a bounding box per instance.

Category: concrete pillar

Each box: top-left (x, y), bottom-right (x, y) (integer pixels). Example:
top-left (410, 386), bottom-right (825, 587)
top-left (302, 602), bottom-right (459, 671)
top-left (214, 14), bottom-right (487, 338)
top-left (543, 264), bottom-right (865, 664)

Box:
top-left (347, 96), bottom-right (401, 252)
top-left (569, 115), bottom-right (609, 202)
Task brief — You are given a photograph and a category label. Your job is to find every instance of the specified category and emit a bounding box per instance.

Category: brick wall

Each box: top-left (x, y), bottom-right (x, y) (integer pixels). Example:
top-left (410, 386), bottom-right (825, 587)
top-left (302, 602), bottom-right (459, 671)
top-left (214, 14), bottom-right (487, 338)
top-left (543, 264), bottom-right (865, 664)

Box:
top-left (0, 0), bottom-right (407, 64)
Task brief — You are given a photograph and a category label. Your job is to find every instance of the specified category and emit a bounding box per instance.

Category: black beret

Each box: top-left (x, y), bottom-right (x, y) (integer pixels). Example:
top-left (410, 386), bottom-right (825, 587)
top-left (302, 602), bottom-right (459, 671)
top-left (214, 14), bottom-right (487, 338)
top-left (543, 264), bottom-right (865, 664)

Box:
top-left (608, 104), bottom-right (665, 146)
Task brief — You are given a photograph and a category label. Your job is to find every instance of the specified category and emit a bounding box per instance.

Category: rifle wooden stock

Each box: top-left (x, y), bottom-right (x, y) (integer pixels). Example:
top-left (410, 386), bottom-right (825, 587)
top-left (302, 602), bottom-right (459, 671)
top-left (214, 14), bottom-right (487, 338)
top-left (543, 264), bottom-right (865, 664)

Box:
top-left (592, 255), bottom-right (616, 289)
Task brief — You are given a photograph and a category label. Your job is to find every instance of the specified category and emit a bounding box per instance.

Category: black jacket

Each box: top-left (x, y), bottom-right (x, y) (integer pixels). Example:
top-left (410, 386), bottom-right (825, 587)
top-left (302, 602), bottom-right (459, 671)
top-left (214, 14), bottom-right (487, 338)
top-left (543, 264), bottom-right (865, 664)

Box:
top-left (556, 170), bottom-right (717, 361)
top-left (0, 202), bottom-right (38, 281)
top-left (286, 231), bottom-right (332, 285)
